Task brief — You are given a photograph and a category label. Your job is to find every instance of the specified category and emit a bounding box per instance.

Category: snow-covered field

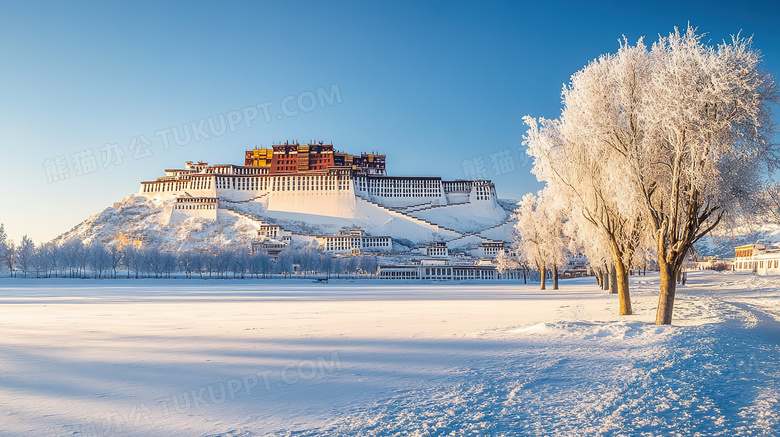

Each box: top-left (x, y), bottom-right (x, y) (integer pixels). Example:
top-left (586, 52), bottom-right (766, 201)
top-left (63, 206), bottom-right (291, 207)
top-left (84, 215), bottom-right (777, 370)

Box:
top-left (1, 271), bottom-right (778, 436)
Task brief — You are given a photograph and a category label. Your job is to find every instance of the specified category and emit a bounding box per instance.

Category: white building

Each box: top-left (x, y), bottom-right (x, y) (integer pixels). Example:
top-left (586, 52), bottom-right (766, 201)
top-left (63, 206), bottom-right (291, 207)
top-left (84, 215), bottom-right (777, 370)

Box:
top-left (378, 258), bottom-right (524, 280)
top-left (561, 253), bottom-right (591, 278)
top-left (250, 240), bottom-right (287, 259)
top-left (416, 242), bottom-right (448, 257)
top-left (314, 230), bottom-right (392, 255)
top-left (733, 242), bottom-right (780, 275)
top-left (471, 239), bottom-right (506, 258)
top-left (259, 224), bottom-right (292, 245)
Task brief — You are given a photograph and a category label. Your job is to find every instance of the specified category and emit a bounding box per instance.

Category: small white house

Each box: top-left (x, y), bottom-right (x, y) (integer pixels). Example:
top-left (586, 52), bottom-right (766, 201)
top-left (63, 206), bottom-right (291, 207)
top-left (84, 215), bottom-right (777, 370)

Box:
top-left (415, 242), bottom-right (448, 258)
top-left (471, 239), bottom-right (506, 258)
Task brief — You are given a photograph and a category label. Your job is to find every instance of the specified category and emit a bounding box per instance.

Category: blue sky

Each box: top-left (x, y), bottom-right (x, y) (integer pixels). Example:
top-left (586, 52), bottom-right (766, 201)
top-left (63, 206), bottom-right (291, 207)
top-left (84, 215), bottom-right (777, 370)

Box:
top-left (1, 0), bottom-right (778, 243)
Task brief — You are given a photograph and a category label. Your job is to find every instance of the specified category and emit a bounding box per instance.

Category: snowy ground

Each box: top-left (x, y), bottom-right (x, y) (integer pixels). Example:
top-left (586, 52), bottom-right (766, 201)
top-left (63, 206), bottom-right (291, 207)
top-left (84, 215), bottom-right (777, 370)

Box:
top-left (0, 271), bottom-right (778, 436)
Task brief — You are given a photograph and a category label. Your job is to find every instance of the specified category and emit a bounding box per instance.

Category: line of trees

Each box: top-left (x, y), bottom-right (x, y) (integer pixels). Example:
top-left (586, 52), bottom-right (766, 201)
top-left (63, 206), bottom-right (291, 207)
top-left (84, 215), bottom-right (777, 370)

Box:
top-left (0, 226), bottom-right (379, 280)
top-left (518, 26), bottom-right (779, 324)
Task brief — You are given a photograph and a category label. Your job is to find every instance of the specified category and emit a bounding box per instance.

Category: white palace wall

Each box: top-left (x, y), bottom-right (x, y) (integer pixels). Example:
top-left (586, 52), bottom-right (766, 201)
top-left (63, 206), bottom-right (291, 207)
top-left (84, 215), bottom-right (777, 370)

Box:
top-left (353, 176), bottom-right (448, 208)
top-left (141, 167), bottom-right (501, 223)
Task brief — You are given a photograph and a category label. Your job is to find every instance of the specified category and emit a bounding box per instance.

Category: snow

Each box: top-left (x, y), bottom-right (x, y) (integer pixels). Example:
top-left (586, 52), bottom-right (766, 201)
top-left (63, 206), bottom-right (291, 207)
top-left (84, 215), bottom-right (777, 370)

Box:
top-left (1, 271), bottom-right (779, 436)
top-left (406, 202), bottom-right (508, 234)
top-left (52, 195), bottom-right (262, 251)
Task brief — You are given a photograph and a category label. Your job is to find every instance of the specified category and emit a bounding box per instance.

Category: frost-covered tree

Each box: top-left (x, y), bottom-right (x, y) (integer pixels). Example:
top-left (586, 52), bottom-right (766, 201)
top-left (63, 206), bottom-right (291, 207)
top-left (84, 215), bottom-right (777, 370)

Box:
top-left (45, 243), bottom-right (62, 278)
top-left (331, 257), bottom-right (345, 278)
top-left (87, 243), bottom-right (111, 279)
top-left (230, 250), bottom-right (248, 279)
top-left (120, 244), bottom-right (140, 278)
top-left (106, 243), bottom-right (123, 279)
top-left (257, 252), bottom-right (273, 278)
top-left (179, 249), bottom-right (194, 278)
top-left (0, 224), bottom-right (7, 274)
top-left (319, 254), bottom-right (333, 278)
top-left (159, 252), bottom-right (176, 278)
top-left (31, 244), bottom-right (51, 278)
top-left (62, 239), bottom-right (85, 278)
top-left (296, 246), bottom-right (321, 277)
top-left (4, 240), bottom-right (15, 277)
top-left (275, 249), bottom-right (295, 278)
top-left (343, 256), bottom-right (359, 278)
top-left (17, 236), bottom-right (35, 278)
top-left (525, 27), bottom-right (777, 323)
top-left (564, 217), bottom-right (613, 292)
top-left (524, 40), bottom-right (649, 312)
top-left (635, 29), bottom-right (778, 324)
top-left (495, 250), bottom-right (519, 279)
top-left (514, 192), bottom-right (569, 290)
top-left (359, 255), bottom-right (378, 277)
top-left (140, 247), bottom-right (162, 278)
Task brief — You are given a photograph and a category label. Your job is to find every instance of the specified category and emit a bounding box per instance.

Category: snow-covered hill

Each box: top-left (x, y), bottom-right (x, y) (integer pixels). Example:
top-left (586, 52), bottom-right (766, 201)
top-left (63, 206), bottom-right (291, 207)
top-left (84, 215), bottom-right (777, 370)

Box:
top-left (53, 194), bottom-right (517, 251)
top-left (53, 195), bottom-right (261, 251)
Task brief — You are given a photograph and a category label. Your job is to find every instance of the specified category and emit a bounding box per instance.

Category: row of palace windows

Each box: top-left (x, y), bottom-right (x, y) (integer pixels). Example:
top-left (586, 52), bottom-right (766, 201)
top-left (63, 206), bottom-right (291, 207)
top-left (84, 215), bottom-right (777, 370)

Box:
top-left (366, 188), bottom-right (439, 197)
top-left (453, 269), bottom-right (497, 279)
top-left (143, 181), bottom-right (191, 193)
top-left (174, 204), bottom-right (215, 210)
top-left (378, 269), bottom-right (519, 280)
top-left (736, 259), bottom-right (780, 270)
top-left (358, 178), bottom-right (440, 188)
top-left (148, 173), bottom-right (358, 194)
top-left (475, 185), bottom-right (493, 201)
top-left (363, 238), bottom-right (391, 247)
top-left (380, 270), bottom-right (419, 279)
top-left (442, 181), bottom-right (473, 192)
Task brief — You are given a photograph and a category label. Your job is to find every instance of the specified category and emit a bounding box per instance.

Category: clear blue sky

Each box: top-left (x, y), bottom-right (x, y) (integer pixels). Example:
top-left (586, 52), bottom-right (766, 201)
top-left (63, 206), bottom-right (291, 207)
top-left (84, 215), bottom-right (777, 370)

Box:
top-left (1, 0), bottom-right (778, 243)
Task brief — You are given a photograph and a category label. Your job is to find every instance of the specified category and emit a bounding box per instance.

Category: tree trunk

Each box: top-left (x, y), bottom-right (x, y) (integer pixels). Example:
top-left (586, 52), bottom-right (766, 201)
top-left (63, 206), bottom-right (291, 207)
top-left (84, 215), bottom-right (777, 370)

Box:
top-left (540, 263), bottom-right (546, 290)
top-left (609, 264), bottom-right (617, 295)
top-left (522, 266), bottom-right (527, 284)
top-left (552, 265), bottom-right (559, 290)
top-left (614, 256), bottom-right (632, 315)
top-left (656, 261), bottom-right (677, 325)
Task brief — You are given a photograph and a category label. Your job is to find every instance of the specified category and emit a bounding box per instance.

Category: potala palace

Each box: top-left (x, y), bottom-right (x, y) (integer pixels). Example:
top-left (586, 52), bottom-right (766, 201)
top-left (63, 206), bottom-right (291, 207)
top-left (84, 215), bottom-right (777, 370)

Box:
top-left (132, 141), bottom-right (522, 279)
top-left (141, 141), bottom-right (502, 221)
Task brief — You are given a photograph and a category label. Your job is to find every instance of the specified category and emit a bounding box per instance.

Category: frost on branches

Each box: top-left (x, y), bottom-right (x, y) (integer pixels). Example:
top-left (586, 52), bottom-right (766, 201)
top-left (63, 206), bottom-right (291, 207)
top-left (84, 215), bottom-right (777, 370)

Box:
top-left (523, 26), bottom-right (779, 324)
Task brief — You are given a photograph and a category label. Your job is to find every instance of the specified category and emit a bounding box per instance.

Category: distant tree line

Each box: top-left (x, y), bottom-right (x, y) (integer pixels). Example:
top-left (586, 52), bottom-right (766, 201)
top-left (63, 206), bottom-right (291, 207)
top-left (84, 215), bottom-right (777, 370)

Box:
top-left (0, 224), bottom-right (379, 279)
